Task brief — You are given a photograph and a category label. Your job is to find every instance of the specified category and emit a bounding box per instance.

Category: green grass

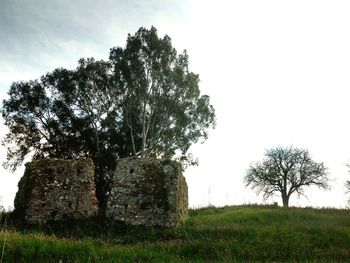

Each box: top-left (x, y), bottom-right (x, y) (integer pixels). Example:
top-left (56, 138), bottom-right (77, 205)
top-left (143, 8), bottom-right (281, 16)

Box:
top-left (1, 205), bottom-right (350, 262)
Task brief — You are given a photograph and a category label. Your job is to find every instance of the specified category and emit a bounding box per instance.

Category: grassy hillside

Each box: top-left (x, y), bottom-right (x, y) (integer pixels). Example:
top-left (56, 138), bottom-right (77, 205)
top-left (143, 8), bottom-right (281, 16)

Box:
top-left (1, 205), bottom-right (350, 262)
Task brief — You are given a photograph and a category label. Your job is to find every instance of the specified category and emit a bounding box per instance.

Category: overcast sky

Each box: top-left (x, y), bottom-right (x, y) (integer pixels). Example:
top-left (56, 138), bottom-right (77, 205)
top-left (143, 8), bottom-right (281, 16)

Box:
top-left (1, 0), bottom-right (350, 209)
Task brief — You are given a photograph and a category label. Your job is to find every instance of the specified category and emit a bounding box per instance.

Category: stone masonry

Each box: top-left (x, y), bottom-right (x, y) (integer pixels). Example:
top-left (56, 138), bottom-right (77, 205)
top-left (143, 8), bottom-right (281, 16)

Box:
top-left (106, 158), bottom-right (188, 227)
top-left (14, 158), bottom-right (98, 224)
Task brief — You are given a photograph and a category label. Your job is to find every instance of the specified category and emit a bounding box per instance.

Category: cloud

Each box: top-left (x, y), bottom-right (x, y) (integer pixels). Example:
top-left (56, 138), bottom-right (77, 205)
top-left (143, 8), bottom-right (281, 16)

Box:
top-left (0, 0), bottom-right (189, 90)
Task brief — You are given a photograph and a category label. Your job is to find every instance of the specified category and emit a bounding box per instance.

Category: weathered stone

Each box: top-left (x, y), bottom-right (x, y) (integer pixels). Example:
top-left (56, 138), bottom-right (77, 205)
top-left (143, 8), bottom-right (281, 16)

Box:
top-left (106, 158), bottom-right (188, 227)
top-left (14, 158), bottom-right (98, 224)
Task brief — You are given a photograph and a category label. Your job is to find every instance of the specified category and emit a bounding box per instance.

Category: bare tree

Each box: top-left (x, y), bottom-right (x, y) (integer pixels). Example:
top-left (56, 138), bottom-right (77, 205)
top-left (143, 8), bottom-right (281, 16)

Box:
top-left (244, 146), bottom-right (330, 207)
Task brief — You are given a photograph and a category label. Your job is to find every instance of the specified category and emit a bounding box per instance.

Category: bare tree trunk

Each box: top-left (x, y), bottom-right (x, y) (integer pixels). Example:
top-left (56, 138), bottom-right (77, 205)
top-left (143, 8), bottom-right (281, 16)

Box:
top-left (140, 101), bottom-right (147, 158)
top-left (282, 174), bottom-right (289, 208)
top-left (129, 125), bottom-right (137, 156)
top-left (282, 193), bottom-right (289, 208)
top-left (141, 127), bottom-right (146, 158)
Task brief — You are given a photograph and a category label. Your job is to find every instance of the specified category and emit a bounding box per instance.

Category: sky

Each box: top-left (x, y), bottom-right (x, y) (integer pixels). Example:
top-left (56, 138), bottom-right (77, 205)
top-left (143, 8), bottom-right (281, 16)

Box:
top-left (1, 0), bottom-right (350, 209)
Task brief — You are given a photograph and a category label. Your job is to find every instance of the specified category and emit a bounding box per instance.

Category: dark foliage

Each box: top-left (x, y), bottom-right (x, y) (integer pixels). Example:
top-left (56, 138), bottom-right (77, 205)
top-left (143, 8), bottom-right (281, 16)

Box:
top-left (2, 27), bottom-right (215, 212)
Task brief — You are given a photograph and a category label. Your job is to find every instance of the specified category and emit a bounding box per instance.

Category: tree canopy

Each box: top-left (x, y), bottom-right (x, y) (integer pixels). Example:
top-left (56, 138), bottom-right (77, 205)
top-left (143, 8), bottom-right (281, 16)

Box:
top-left (244, 146), bottom-right (330, 207)
top-left (2, 26), bottom-right (216, 210)
top-left (109, 27), bottom-right (215, 159)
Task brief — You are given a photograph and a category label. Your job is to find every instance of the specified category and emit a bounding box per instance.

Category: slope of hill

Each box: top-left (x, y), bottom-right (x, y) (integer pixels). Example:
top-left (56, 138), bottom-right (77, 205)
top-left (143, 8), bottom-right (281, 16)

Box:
top-left (1, 205), bottom-right (350, 262)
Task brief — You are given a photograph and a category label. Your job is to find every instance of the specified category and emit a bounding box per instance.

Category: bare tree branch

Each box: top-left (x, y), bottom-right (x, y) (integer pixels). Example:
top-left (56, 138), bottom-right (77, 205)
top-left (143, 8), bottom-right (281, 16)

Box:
top-left (244, 146), bottom-right (330, 207)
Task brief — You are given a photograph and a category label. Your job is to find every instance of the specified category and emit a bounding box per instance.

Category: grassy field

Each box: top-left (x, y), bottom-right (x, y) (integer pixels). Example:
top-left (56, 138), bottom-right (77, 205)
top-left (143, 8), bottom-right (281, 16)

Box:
top-left (1, 205), bottom-right (350, 262)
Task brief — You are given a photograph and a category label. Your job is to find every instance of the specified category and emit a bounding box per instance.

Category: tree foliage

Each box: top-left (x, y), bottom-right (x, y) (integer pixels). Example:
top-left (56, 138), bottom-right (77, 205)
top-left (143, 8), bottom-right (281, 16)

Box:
top-left (2, 27), bottom-right (216, 210)
top-left (110, 27), bottom-right (215, 160)
top-left (244, 146), bottom-right (330, 207)
top-left (2, 58), bottom-right (132, 210)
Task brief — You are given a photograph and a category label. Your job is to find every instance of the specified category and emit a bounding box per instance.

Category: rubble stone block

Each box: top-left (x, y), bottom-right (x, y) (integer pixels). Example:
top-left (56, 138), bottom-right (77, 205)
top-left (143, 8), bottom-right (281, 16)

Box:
top-left (14, 158), bottom-right (98, 224)
top-left (106, 158), bottom-right (188, 227)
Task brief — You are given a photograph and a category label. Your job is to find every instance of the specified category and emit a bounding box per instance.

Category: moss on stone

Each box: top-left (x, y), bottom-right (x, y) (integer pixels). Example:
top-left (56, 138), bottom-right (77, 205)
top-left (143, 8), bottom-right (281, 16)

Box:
top-left (106, 157), bottom-right (188, 227)
top-left (136, 163), bottom-right (169, 211)
top-left (14, 158), bottom-right (99, 225)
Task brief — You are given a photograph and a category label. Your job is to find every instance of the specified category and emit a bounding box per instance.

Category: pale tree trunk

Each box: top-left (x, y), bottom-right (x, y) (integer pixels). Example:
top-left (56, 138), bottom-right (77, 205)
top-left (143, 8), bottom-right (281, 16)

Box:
top-left (129, 125), bottom-right (137, 156)
top-left (140, 110), bottom-right (147, 158)
top-left (126, 105), bottom-right (137, 156)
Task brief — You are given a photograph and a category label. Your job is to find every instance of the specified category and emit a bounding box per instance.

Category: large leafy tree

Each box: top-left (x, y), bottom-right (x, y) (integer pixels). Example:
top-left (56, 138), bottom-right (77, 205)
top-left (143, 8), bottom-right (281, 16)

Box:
top-left (2, 26), bottom-right (216, 210)
top-left (110, 27), bottom-right (215, 161)
top-left (244, 146), bottom-right (330, 207)
top-left (2, 58), bottom-right (133, 211)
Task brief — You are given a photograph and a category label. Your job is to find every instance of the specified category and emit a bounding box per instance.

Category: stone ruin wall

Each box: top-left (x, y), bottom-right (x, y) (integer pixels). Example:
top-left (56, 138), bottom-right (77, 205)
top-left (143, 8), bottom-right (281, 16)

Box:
top-left (106, 158), bottom-right (188, 227)
top-left (14, 158), bottom-right (99, 224)
top-left (15, 157), bottom-right (188, 226)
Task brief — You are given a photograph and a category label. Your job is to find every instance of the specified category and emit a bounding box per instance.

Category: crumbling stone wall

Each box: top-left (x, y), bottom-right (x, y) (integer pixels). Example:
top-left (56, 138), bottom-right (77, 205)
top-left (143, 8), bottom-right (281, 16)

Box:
top-left (106, 158), bottom-right (188, 227)
top-left (14, 158), bottom-right (98, 224)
